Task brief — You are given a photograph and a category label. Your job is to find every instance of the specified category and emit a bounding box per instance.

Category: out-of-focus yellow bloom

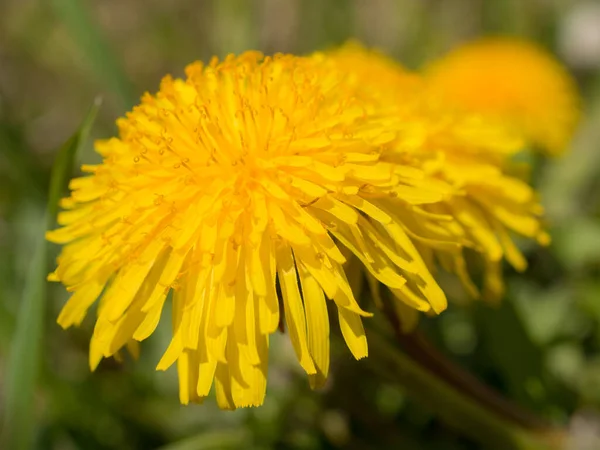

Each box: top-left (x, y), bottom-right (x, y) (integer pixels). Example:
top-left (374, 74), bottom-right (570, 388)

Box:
top-left (323, 41), bottom-right (422, 102)
top-left (47, 52), bottom-right (452, 409)
top-left (424, 37), bottom-right (580, 155)
top-left (325, 43), bottom-right (548, 328)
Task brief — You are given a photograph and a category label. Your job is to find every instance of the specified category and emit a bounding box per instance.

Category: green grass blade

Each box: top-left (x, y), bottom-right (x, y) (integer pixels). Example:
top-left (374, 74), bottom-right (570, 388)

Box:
top-left (1, 98), bottom-right (101, 450)
top-left (46, 97), bottom-right (101, 227)
top-left (156, 430), bottom-right (250, 450)
top-left (51, 0), bottom-right (136, 109)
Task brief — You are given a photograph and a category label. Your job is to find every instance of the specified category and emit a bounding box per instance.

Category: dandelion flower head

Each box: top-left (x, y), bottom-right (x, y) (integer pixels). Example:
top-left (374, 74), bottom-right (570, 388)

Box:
top-left (47, 51), bottom-right (451, 409)
top-left (424, 37), bottom-right (581, 155)
top-left (326, 43), bottom-right (548, 316)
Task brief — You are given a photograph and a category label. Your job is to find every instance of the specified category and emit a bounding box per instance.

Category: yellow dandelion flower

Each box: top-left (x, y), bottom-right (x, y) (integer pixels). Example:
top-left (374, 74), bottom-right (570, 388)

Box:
top-left (323, 41), bottom-right (422, 101)
top-left (325, 43), bottom-right (548, 322)
top-left (424, 37), bottom-right (581, 155)
top-left (405, 97), bottom-right (549, 302)
top-left (47, 51), bottom-right (451, 409)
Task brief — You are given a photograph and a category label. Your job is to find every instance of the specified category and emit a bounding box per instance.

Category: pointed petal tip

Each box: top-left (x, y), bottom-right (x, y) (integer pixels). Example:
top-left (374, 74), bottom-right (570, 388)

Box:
top-left (47, 272), bottom-right (60, 282)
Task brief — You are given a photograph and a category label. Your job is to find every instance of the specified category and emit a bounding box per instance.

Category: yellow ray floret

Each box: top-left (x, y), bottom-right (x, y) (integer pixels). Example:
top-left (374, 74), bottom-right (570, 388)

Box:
top-left (47, 51), bottom-right (452, 409)
top-left (424, 37), bottom-right (581, 155)
top-left (325, 43), bottom-right (548, 326)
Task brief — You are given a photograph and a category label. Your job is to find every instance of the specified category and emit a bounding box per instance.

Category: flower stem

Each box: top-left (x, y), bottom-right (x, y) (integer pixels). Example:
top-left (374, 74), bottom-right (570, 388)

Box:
top-left (380, 298), bottom-right (547, 430)
top-left (392, 328), bottom-right (548, 429)
top-left (365, 328), bottom-right (564, 450)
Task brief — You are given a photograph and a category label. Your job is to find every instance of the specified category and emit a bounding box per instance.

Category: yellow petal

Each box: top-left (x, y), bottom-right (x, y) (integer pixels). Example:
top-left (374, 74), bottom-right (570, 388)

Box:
top-left (298, 264), bottom-right (330, 388)
top-left (214, 362), bottom-right (236, 410)
top-left (276, 245), bottom-right (316, 375)
top-left (338, 308), bottom-right (368, 360)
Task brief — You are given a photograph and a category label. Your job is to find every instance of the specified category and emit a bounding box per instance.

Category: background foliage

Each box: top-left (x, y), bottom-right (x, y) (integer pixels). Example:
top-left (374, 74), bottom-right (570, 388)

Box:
top-left (1, 0), bottom-right (600, 449)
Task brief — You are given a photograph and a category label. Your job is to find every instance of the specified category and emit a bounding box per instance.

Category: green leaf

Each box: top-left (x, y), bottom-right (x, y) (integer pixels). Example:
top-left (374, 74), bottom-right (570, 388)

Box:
top-left (1, 98), bottom-right (101, 450)
top-left (475, 300), bottom-right (546, 409)
top-left (365, 329), bottom-right (562, 450)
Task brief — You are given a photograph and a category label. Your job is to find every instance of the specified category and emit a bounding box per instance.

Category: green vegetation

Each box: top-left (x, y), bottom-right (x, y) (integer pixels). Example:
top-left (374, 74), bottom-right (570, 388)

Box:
top-left (1, 1), bottom-right (599, 449)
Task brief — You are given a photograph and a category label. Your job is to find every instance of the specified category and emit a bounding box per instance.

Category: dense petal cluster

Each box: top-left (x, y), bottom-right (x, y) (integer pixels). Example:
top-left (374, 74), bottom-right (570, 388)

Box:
top-left (424, 37), bottom-right (580, 155)
top-left (48, 52), bottom-right (452, 409)
top-left (48, 39), bottom-right (576, 408)
top-left (325, 43), bottom-right (549, 326)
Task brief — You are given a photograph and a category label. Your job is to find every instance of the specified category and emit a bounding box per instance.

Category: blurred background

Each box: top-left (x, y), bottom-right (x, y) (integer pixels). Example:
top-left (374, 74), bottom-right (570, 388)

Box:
top-left (2, 0), bottom-right (600, 449)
